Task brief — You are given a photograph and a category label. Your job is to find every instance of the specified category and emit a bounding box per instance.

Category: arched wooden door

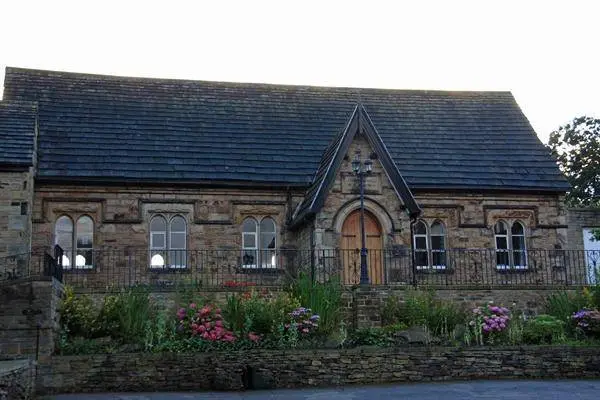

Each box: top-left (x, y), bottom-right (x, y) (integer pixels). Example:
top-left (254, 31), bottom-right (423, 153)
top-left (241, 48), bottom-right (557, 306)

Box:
top-left (341, 210), bottom-right (383, 284)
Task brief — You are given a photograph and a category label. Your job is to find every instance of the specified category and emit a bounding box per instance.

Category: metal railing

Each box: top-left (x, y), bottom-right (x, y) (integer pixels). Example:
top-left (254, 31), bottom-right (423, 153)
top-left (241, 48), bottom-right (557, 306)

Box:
top-left (3, 247), bottom-right (599, 290)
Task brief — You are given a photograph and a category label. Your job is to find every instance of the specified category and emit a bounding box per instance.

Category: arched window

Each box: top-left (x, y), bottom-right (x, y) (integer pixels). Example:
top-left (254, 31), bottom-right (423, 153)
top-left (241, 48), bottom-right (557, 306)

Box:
top-left (150, 216), bottom-right (167, 268)
top-left (430, 221), bottom-right (446, 268)
top-left (169, 216), bottom-right (187, 268)
top-left (76, 216), bottom-right (94, 268)
top-left (260, 217), bottom-right (277, 268)
top-left (55, 216), bottom-right (73, 267)
top-left (413, 220), bottom-right (447, 270)
top-left (242, 218), bottom-right (258, 267)
top-left (494, 220), bottom-right (527, 269)
top-left (494, 221), bottom-right (509, 268)
top-left (413, 220), bottom-right (429, 268)
top-left (241, 217), bottom-right (278, 268)
top-left (149, 215), bottom-right (188, 269)
top-left (511, 221), bottom-right (527, 268)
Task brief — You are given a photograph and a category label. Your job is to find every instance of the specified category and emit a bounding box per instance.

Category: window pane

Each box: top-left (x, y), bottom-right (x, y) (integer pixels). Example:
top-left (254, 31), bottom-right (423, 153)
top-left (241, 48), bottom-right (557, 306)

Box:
top-left (415, 221), bottom-right (427, 235)
top-left (415, 236), bottom-right (427, 250)
top-left (151, 233), bottom-right (166, 249)
top-left (430, 222), bottom-right (445, 235)
top-left (171, 232), bottom-right (186, 249)
top-left (513, 250), bottom-right (527, 267)
top-left (431, 235), bottom-right (445, 250)
top-left (511, 222), bottom-right (524, 235)
top-left (496, 251), bottom-right (509, 267)
top-left (494, 221), bottom-right (507, 235)
top-left (55, 216), bottom-right (73, 251)
top-left (150, 216), bottom-right (167, 231)
top-left (496, 236), bottom-right (508, 250)
top-left (260, 232), bottom-right (276, 250)
top-left (243, 233), bottom-right (256, 249)
top-left (512, 235), bottom-right (525, 251)
top-left (76, 216), bottom-right (94, 251)
top-left (168, 249), bottom-right (187, 268)
top-left (75, 250), bottom-right (93, 268)
top-left (415, 250), bottom-right (428, 267)
top-left (432, 250), bottom-right (446, 267)
top-left (242, 249), bottom-right (256, 266)
top-left (151, 253), bottom-right (165, 267)
top-left (243, 218), bottom-right (257, 233)
top-left (170, 216), bottom-right (186, 232)
top-left (260, 217), bottom-right (275, 233)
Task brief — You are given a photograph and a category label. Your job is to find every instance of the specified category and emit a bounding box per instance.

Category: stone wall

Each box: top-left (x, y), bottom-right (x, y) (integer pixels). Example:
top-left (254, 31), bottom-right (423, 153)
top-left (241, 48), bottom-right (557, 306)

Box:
top-left (0, 277), bottom-right (63, 360)
top-left (0, 169), bottom-right (34, 279)
top-left (0, 360), bottom-right (34, 400)
top-left (567, 208), bottom-right (600, 250)
top-left (37, 346), bottom-right (600, 394)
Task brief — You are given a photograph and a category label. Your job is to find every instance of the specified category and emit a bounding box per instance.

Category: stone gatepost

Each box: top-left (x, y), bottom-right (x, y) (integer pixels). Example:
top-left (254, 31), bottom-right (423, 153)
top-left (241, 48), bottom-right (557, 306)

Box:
top-left (0, 277), bottom-right (64, 360)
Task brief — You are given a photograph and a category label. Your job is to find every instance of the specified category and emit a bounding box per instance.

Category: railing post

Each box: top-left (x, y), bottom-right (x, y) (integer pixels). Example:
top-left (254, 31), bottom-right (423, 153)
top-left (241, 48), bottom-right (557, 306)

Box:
top-left (310, 249), bottom-right (316, 287)
top-left (127, 247), bottom-right (133, 287)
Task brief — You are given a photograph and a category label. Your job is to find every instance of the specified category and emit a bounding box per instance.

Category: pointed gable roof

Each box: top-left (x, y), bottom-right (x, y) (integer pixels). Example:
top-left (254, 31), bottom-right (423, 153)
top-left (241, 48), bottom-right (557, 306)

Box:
top-left (291, 104), bottom-right (421, 227)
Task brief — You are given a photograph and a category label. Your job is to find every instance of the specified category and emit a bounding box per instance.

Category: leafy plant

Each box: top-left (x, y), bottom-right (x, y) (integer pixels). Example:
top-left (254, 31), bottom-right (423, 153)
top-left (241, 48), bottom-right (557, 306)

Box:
top-left (467, 303), bottom-right (511, 345)
top-left (59, 286), bottom-right (97, 338)
top-left (544, 290), bottom-right (588, 329)
top-left (572, 309), bottom-right (600, 338)
top-left (382, 289), bottom-right (466, 337)
top-left (289, 274), bottom-right (342, 335)
top-left (522, 315), bottom-right (566, 344)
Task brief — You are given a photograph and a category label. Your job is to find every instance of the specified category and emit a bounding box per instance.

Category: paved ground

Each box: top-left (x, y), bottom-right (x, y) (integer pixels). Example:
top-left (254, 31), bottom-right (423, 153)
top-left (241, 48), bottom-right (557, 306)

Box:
top-left (43, 380), bottom-right (600, 399)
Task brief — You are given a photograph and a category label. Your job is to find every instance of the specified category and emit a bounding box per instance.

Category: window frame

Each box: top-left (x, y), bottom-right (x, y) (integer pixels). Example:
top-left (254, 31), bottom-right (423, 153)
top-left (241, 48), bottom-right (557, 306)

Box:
top-left (494, 220), bottom-right (528, 270)
top-left (149, 214), bottom-right (187, 269)
top-left (54, 214), bottom-right (94, 269)
top-left (413, 220), bottom-right (447, 270)
top-left (241, 216), bottom-right (277, 269)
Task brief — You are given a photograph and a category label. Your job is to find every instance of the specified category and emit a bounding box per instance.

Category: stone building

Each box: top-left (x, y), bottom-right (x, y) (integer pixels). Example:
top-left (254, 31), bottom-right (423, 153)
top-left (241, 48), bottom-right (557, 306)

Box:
top-left (1, 67), bottom-right (593, 287)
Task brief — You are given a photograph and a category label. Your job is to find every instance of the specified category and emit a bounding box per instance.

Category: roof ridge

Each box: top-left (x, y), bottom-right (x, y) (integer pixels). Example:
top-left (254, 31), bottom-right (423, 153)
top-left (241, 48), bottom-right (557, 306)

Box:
top-left (4, 67), bottom-right (515, 96)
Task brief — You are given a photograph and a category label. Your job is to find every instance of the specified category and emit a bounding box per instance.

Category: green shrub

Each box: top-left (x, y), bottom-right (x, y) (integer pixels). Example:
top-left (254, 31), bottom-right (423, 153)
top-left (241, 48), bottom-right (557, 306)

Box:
top-left (382, 289), bottom-right (466, 336)
top-left (522, 315), bottom-right (566, 344)
top-left (544, 290), bottom-right (588, 331)
top-left (289, 274), bottom-right (342, 335)
top-left (59, 286), bottom-right (97, 338)
top-left (349, 327), bottom-right (392, 347)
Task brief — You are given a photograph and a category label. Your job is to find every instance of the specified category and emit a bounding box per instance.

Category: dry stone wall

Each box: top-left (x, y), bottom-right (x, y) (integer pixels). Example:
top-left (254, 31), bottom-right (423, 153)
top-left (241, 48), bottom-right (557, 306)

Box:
top-left (37, 346), bottom-right (600, 394)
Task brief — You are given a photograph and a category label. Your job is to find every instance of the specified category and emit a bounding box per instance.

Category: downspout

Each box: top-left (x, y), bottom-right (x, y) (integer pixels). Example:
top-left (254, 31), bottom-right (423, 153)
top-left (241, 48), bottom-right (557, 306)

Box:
top-left (409, 216), bottom-right (418, 288)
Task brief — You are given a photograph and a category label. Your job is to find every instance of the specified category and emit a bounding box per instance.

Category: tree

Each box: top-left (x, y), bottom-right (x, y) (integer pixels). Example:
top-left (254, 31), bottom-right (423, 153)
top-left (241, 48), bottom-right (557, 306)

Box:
top-left (548, 116), bottom-right (600, 208)
top-left (548, 116), bottom-right (600, 241)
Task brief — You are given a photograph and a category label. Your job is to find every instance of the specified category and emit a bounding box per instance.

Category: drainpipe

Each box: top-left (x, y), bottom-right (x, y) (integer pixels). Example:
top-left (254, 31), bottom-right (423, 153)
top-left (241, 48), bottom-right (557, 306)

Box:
top-left (409, 216), bottom-right (418, 288)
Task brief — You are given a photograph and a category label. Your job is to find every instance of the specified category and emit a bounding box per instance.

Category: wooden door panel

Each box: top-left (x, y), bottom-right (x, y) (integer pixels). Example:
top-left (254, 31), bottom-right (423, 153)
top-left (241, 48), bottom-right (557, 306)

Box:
top-left (341, 210), bottom-right (383, 284)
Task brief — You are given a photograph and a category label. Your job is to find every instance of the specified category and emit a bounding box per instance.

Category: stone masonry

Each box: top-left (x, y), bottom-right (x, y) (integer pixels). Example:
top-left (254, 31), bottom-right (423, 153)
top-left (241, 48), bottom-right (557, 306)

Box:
top-left (27, 133), bottom-right (572, 288)
top-left (37, 346), bottom-right (600, 394)
top-left (0, 169), bottom-right (34, 279)
top-left (0, 277), bottom-right (63, 360)
top-left (567, 208), bottom-right (600, 250)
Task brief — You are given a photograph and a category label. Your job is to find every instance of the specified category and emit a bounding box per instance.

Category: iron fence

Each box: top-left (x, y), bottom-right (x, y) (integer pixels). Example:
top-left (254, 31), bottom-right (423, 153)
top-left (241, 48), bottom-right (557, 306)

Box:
top-left (2, 247), bottom-right (595, 291)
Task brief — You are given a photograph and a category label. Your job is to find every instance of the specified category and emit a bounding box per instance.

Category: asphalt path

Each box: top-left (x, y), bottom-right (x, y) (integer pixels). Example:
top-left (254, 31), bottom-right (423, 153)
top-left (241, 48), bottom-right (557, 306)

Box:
top-left (43, 380), bottom-right (600, 399)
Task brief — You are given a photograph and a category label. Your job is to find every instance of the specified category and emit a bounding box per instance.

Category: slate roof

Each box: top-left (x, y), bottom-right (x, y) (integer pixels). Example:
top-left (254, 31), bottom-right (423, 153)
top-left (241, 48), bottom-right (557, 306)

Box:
top-left (0, 101), bottom-right (36, 167)
top-left (2, 67), bottom-right (569, 192)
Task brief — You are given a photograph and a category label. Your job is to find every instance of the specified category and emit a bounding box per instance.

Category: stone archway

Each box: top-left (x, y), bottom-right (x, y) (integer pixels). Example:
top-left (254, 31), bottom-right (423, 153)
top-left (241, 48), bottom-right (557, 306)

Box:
top-left (340, 209), bottom-right (384, 284)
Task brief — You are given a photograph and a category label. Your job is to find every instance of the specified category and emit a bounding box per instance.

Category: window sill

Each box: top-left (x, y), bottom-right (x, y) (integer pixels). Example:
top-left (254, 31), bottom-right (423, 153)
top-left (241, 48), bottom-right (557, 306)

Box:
top-left (415, 266), bottom-right (449, 274)
top-left (63, 266), bottom-right (94, 273)
top-left (148, 266), bottom-right (189, 273)
top-left (237, 265), bottom-right (282, 274)
top-left (496, 265), bottom-right (529, 273)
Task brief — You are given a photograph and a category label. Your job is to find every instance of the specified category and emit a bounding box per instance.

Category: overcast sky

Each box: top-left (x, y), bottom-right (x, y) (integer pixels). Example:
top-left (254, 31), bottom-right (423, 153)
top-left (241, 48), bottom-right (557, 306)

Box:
top-left (1, 0), bottom-right (598, 143)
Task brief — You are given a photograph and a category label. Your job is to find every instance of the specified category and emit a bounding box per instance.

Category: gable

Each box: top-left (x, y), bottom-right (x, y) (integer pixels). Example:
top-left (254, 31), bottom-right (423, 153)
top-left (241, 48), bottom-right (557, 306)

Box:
top-left (2, 67), bottom-right (570, 192)
top-left (291, 105), bottom-right (421, 227)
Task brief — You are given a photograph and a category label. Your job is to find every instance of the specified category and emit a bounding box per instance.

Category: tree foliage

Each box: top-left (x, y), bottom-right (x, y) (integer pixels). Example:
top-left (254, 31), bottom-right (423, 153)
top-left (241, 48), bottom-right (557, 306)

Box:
top-left (548, 116), bottom-right (600, 208)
